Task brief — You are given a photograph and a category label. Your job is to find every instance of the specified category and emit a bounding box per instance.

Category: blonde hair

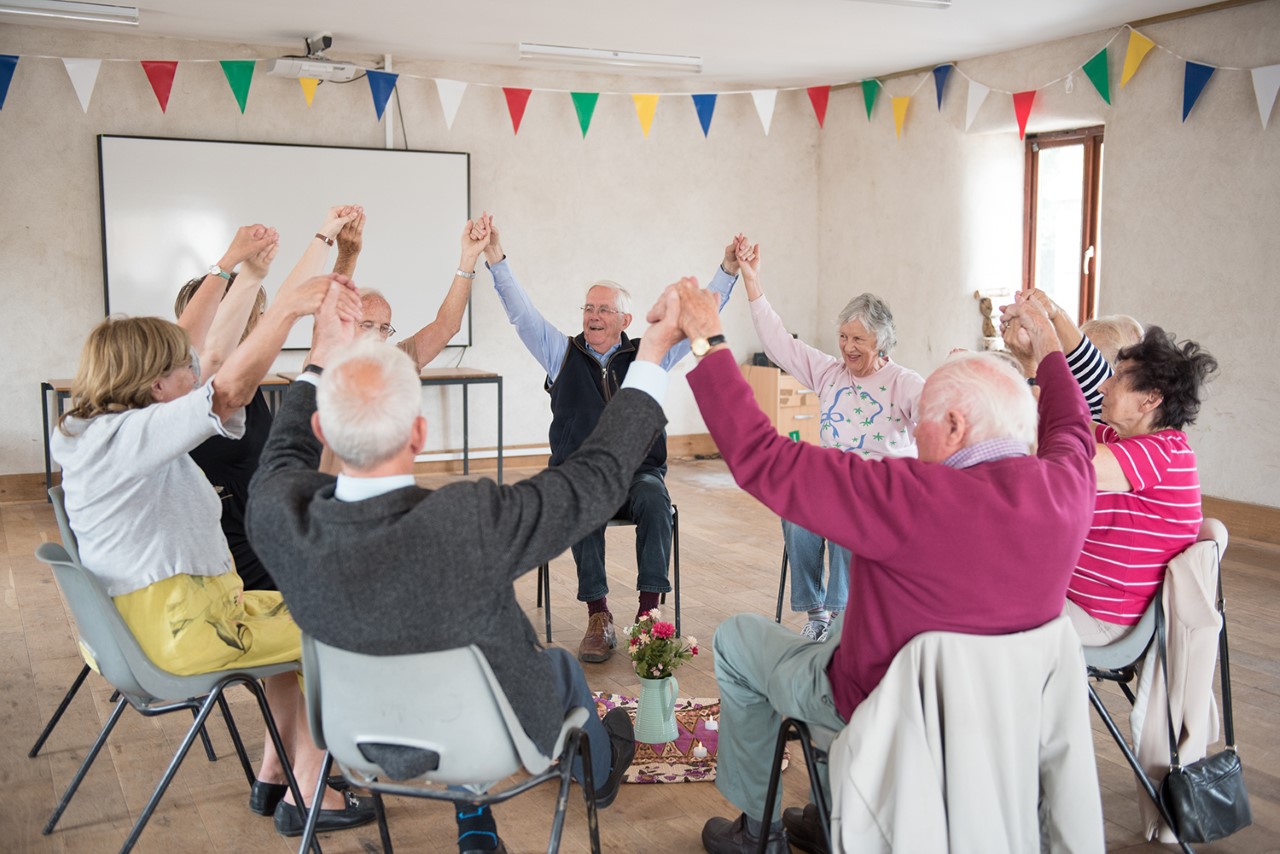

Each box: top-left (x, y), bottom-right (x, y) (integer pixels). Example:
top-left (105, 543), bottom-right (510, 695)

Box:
top-left (59, 316), bottom-right (192, 431)
top-left (1080, 314), bottom-right (1143, 366)
top-left (174, 273), bottom-right (267, 343)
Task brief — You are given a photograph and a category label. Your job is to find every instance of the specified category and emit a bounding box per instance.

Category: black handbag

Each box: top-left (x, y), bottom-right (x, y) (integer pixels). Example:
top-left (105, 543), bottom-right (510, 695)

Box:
top-left (1154, 562), bottom-right (1252, 843)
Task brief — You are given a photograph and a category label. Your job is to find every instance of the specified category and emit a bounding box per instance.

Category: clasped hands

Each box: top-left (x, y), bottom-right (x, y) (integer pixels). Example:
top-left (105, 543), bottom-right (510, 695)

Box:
top-left (639, 277), bottom-right (724, 359)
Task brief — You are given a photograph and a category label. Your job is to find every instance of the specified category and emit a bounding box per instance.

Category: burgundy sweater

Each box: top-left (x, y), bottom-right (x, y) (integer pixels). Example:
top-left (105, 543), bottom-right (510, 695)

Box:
top-left (688, 349), bottom-right (1095, 720)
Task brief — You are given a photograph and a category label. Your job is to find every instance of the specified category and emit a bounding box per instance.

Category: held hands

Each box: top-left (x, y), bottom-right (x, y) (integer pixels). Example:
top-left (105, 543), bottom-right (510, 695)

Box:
top-left (999, 290), bottom-right (1061, 368)
top-left (734, 239), bottom-right (761, 286)
top-left (220, 224), bottom-right (278, 270)
top-left (311, 277), bottom-right (362, 366)
top-left (461, 212), bottom-right (492, 264)
top-left (319, 205), bottom-right (361, 241)
top-left (239, 233), bottom-right (280, 280)
top-left (276, 273), bottom-right (362, 323)
top-left (336, 209), bottom-right (365, 260)
top-left (721, 235), bottom-right (746, 276)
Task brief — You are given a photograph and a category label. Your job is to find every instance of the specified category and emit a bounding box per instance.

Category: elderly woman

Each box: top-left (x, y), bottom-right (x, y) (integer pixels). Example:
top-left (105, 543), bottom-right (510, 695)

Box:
top-left (1004, 291), bottom-right (1218, 645)
top-left (736, 243), bottom-right (924, 641)
top-left (51, 253), bottom-right (376, 837)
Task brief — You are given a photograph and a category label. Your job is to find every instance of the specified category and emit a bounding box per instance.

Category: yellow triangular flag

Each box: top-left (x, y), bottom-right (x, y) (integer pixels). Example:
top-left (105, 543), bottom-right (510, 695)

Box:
top-left (1121, 30), bottom-right (1156, 88)
top-left (892, 96), bottom-right (910, 139)
top-left (299, 77), bottom-right (319, 107)
top-left (633, 94), bottom-right (659, 137)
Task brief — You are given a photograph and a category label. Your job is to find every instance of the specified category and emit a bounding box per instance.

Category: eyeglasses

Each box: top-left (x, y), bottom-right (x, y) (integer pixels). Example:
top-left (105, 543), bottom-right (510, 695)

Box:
top-left (359, 321), bottom-right (397, 337)
top-left (580, 304), bottom-right (621, 317)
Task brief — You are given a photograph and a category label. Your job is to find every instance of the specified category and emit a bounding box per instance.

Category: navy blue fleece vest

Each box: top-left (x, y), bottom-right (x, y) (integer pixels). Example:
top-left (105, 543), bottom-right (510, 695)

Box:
top-left (546, 333), bottom-right (667, 475)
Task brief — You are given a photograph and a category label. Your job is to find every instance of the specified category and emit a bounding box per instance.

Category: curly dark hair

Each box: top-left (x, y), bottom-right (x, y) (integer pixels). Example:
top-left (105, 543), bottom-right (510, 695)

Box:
top-left (1115, 326), bottom-right (1218, 431)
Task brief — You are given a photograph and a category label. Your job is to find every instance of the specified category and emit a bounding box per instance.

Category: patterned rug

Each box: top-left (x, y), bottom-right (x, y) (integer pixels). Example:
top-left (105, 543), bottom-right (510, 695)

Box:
top-left (592, 693), bottom-right (788, 784)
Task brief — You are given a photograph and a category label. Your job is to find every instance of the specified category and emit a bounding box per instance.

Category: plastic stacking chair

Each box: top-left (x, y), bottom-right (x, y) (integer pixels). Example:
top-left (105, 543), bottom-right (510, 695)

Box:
top-left (535, 504), bottom-right (681, 640)
top-left (299, 636), bottom-right (602, 854)
top-left (33, 541), bottom-right (310, 854)
top-left (759, 717), bottom-right (840, 854)
top-left (1085, 518), bottom-right (1234, 854)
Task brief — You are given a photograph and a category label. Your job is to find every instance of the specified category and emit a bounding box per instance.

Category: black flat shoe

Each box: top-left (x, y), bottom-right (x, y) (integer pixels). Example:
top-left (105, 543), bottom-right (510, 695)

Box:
top-left (250, 776), bottom-right (352, 815)
top-left (273, 791), bottom-right (377, 837)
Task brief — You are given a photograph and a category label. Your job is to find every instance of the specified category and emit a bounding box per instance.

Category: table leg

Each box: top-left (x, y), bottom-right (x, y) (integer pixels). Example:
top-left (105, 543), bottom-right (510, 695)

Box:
top-left (496, 378), bottom-right (504, 485)
top-left (41, 383), bottom-right (53, 499)
top-left (462, 384), bottom-right (470, 475)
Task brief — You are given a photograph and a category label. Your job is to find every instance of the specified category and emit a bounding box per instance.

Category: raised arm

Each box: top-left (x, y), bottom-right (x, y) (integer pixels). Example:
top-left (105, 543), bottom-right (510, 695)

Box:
top-left (331, 208), bottom-right (365, 278)
top-left (402, 216), bottom-right (490, 369)
top-left (197, 236), bottom-right (279, 378)
top-left (484, 218), bottom-right (570, 377)
top-left (177, 224), bottom-right (277, 351)
top-left (737, 242), bottom-right (832, 389)
top-left (278, 205), bottom-right (359, 292)
top-left (659, 235), bottom-right (741, 370)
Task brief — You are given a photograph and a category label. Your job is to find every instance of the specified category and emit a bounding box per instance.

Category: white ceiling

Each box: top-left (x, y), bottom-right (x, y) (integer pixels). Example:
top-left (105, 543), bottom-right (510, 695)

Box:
top-left (8, 0), bottom-right (1215, 85)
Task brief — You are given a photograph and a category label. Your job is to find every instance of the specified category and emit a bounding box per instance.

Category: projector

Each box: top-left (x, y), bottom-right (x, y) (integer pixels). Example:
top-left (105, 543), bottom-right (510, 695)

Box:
top-left (265, 57), bottom-right (363, 83)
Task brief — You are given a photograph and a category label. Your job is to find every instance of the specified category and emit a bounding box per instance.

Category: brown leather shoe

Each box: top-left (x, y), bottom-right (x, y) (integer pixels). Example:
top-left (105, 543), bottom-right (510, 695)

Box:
top-left (578, 611), bottom-right (616, 663)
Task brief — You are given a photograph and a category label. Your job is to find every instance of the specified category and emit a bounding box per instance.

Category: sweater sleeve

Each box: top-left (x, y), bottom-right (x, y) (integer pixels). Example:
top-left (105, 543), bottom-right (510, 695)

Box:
top-left (1064, 335), bottom-right (1112, 420)
top-left (749, 295), bottom-right (839, 391)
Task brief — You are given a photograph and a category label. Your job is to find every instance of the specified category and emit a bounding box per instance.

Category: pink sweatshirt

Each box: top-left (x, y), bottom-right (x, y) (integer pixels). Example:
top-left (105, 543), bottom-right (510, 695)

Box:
top-left (688, 349), bottom-right (1096, 719)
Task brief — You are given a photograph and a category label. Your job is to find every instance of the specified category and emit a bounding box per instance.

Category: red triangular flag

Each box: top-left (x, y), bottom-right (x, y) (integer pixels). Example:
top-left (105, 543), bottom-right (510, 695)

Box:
top-left (1012, 90), bottom-right (1037, 139)
top-left (141, 61), bottom-right (178, 113)
top-left (807, 86), bottom-right (831, 128)
top-left (503, 87), bottom-right (532, 134)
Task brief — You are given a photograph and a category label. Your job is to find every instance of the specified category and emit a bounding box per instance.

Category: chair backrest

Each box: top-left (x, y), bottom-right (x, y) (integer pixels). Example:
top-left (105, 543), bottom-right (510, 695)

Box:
top-left (303, 636), bottom-right (563, 786)
top-left (48, 485), bottom-right (82, 563)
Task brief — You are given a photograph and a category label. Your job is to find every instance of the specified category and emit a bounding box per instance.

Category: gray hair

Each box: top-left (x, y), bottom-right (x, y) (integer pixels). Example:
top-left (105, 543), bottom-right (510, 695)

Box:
top-left (316, 339), bottom-right (422, 469)
top-left (587, 280), bottom-right (631, 315)
top-left (919, 352), bottom-right (1037, 450)
top-left (837, 293), bottom-right (897, 355)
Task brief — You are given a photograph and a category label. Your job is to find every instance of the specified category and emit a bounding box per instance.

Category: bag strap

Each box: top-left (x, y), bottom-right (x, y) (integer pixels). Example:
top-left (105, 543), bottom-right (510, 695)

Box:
top-left (1155, 599), bottom-right (1181, 769)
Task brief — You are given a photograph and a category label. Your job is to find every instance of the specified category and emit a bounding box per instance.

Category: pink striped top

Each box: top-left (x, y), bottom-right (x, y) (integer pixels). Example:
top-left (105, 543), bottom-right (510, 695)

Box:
top-left (1067, 425), bottom-right (1202, 625)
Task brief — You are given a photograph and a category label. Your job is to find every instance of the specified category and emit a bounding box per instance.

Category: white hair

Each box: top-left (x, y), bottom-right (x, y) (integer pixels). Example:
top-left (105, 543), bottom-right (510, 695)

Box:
top-left (919, 352), bottom-right (1037, 449)
top-left (316, 339), bottom-right (422, 469)
top-left (1080, 314), bottom-right (1143, 366)
top-left (837, 293), bottom-right (897, 355)
top-left (587, 280), bottom-right (631, 315)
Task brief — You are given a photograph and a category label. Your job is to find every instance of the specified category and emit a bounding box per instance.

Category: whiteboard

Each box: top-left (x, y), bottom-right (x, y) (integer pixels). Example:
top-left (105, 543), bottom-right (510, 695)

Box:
top-left (98, 136), bottom-right (471, 349)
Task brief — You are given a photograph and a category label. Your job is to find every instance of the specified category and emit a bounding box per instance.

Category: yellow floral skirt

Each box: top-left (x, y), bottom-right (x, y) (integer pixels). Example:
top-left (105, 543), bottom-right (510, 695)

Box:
top-left (111, 570), bottom-right (301, 676)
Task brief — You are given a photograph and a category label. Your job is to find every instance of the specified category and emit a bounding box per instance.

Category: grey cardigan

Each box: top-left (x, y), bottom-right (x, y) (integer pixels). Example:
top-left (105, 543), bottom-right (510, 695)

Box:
top-left (247, 380), bottom-right (666, 754)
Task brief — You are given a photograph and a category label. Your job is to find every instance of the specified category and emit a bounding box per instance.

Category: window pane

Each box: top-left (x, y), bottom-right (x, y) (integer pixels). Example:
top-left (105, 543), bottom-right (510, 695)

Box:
top-left (1033, 145), bottom-right (1085, 317)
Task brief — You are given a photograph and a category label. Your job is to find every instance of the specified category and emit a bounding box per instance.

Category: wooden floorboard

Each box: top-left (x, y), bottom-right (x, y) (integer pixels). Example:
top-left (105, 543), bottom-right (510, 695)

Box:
top-left (2, 458), bottom-right (1276, 852)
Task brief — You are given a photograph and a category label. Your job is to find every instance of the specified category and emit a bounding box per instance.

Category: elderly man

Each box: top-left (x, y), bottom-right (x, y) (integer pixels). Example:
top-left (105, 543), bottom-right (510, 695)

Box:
top-left (247, 284), bottom-right (687, 852)
top-left (479, 215), bottom-right (744, 662)
top-left (656, 281), bottom-right (1096, 854)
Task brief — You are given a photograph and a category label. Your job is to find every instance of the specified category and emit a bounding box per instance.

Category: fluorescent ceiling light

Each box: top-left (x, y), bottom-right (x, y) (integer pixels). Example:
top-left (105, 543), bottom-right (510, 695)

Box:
top-left (847, 0), bottom-right (951, 8)
top-left (0, 0), bottom-right (139, 25)
top-left (519, 42), bottom-right (702, 74)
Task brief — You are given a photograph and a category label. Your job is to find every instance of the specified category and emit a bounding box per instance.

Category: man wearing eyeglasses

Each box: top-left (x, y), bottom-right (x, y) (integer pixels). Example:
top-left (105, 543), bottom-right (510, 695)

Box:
top-left (477, 214), bottom-right (744, 663)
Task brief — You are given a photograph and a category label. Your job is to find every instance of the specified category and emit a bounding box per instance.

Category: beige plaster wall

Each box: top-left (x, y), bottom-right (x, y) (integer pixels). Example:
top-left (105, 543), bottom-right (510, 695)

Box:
top-left (816, 1), bottom-right (1280, 508)
top-left (0, 23), bottom-right (821, 475)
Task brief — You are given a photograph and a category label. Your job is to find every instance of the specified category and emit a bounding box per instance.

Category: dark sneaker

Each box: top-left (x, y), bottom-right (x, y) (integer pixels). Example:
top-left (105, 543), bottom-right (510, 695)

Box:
top-left (701, 813), bottom-right (789, 854)
top-left (593, 707), bottom-right (636, 808)
top-left (783, 803), bottom-right (830, 854)
top-left (578, 611), bottom-right (616, 663)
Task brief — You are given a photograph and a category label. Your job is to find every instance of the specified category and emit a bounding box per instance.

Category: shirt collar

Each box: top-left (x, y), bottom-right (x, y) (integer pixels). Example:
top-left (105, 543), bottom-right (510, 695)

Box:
top-left (942, 437), bottom-right (1030, 470)
top-left (334, 473), bottom-right (416, 502)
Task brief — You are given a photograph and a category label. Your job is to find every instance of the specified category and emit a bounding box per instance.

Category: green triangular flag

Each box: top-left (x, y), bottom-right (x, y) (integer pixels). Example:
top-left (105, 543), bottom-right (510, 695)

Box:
top-left (1082, 49), bottom-right (1110, 106)
top-left (571, 92), bottom-right (599, 137)
top-left (862, 79), bottom-right (881, 120)
top-left (220, 60), bottom-right (255, 113)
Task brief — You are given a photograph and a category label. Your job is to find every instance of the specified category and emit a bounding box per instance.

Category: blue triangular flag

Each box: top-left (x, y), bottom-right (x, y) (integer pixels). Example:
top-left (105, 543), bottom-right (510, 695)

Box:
top-left (1182, 61), bottom-right (1215, 122)
top-left (0, 55), bottom-right (18, 111)
top-left (366, 69), bottom-right (399, 121)
top-left (692, 93), bottom-right (717, 137)
top-left (933, 64), bottom-right (953, 110)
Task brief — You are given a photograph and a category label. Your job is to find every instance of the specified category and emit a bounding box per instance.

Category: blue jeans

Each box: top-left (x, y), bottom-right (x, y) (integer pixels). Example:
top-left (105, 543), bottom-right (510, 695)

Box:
top-left (783, 519), bottom-right (850, 613)
top-left (573, 470), bottom-right (672, 602)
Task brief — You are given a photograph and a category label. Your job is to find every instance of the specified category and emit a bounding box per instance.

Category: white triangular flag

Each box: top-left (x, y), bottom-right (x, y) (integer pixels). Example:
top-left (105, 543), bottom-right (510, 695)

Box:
top-left (63, 58), bottom-right (101, 113)
top-left (433, 78), bottom-right (467, 130)
top-left (1250, 64), bottom-right (1280, 130)
top-left (751, 90), bottom-right (777, 135)
top-left (965, 80), bottom-right (989, 131)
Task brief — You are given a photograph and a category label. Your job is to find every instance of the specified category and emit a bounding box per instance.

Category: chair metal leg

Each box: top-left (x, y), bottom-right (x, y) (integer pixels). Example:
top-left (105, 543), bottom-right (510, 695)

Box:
top-left (297, 751), bottom-right (334, 854)
top-left (29, 662), bottom-right (91, 757)
top-left (216, 692), bottom-right (256, 786)
top-left (193, 706), bottom-right (218, 762)
top-left (757, 718), bottom-right (831, 854)
top-left (539, 563), bottom-right (553, 643)
top-left (44, 693), bottom-right (128, 834)
top-left (372, 790), bottom-right (394, 853)
top-left (792, 722), bottom-right (833, 854)
top-left (554, 727), bottom-right (599, 854)
top-left (1087, 684), bottom-right (1193, 854)
top-left (775, 545), bottom-right (789, 624)
top-left (672, 506), bottom-right (681, 638)
top-left (757, 718), bottom-right (794, 854)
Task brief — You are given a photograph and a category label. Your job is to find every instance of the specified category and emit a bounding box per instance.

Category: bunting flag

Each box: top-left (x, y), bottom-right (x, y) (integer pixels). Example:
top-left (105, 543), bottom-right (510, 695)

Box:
top-left (366, 70), bottom-right (398, 120)
top-left (634, 94), bottom-right (659, 137)
top-left (807, 86), bottom-right (830, 127)
top-left (892, 96), bottom-right (910, 139)
top-left (1012, 90), bottom-right (1037, 139)
top-left (933, 64), bottom-right (952, 110)
top-left (965, 80), bottom-right (989, 131)
top-left (140, 60), bottom-right (178, 112)
top-left (1121, 30), bottom-right (1156, 88)
top-left (1182, 62), bottom-right (1215, 122)
top-left (751, 89), bottom-right (777, 134)
top-left (502, 87), bottom-right (532, 134)
top-left (62, 58), bottom-right (101, 113)
top-left (434, 78), bottom-right (467, 130)
top-left (1250, 64), bottom-right (1280, 129)
top-left (1082, 48), bottom-right (1110, 105)
top-left (299, 77), bottom-right (319, 107)
top-left (692, 93), bottom-right (717, 137)
top-left (0, 55), bottom-right (15, 111)
top-left (219, 60), bottom-right (254, 113)
top-left (862, 79), bottom-right (881, 120)
top-left (570, 92), bottom-right (599, 137)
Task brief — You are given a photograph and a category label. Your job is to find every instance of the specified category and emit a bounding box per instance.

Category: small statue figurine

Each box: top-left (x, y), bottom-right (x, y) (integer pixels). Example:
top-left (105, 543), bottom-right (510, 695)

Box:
top-left (978, 295), bottom-right (997, 338)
